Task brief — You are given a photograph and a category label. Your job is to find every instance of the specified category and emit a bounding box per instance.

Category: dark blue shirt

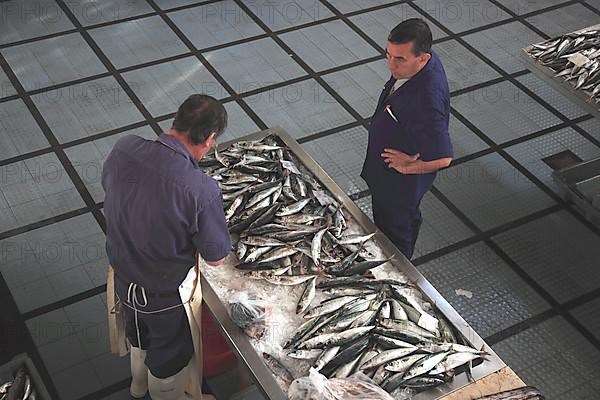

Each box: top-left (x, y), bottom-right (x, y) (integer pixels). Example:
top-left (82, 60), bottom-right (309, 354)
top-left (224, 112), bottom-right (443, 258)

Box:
top-left (102, 133), bottom-right (231, 293)
top-left (361, 51), bottom-right (453, 206)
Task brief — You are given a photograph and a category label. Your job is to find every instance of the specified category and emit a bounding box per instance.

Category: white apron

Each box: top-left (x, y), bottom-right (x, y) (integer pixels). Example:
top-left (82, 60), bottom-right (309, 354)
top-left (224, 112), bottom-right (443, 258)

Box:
top-left (108, 256), bottom-right (205, 398)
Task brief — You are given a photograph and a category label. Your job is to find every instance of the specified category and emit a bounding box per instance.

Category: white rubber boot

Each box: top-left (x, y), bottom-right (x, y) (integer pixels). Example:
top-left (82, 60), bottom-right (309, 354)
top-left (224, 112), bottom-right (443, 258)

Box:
top-left (148, 366), bottom-right (188, 400)
top-left (130, 347), bottom-right (148, 398)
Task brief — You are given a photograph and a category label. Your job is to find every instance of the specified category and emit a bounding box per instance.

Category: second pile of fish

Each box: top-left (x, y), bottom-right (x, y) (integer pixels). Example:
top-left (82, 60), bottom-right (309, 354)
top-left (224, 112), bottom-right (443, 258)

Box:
top-left (202, 134), bottom-right (488, 395)
top-left (526, 28), bottom-right (600, 104)
top-left (1, 366), bottom-right (37, 400)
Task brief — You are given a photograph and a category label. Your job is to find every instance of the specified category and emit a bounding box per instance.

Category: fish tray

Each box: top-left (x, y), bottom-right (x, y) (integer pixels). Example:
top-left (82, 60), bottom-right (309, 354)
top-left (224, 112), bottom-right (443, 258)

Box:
top-left (200, 127), bottom-right (506, 400)
top-left (0, 353), bottom-right (51, 400)
top-left (521, 23), bottom-right (600, 120)
top-left (552, 155), bottom-right (600, 226)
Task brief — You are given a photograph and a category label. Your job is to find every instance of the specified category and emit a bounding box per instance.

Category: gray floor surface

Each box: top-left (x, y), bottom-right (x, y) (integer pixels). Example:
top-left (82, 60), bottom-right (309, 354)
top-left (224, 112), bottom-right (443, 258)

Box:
top-left (1, 0), bottom-right (599, 399)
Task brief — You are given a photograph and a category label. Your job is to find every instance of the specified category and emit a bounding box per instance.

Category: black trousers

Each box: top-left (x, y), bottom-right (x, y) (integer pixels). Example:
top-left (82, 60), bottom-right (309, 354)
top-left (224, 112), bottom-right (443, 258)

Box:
top-left (116, 278), bottom-right (194, 379)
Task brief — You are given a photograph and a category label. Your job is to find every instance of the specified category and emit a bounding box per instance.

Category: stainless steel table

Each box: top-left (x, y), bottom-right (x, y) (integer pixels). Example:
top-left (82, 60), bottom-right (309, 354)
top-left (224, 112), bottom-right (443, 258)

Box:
top-left (521, 23), bottom-right (600, 120)
top-left (200, 127), bottom-right (506, 400)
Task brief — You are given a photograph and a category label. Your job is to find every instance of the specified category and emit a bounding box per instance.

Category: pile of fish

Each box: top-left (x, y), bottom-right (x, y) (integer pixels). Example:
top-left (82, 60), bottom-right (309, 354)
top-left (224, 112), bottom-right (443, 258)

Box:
top-left (1, 367), bottom-right (37, 400)
top-left (526, 28), bottom-right (600, 103)
top-left (202, 134), bottom-right (487, 394)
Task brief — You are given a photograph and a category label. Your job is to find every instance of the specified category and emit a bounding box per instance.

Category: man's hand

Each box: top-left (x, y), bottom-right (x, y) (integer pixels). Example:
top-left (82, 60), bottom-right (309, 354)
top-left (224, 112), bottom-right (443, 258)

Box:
top-left (382, 149), bottom-right (452, 174)
top-left (382, 148), bottom-right (420, 173)
top-left (206, 257), bottom-right (226, 267)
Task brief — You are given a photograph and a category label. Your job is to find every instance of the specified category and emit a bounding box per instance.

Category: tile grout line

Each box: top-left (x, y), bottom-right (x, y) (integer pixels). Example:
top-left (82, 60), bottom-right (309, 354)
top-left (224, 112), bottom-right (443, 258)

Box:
top-left (484, 0), bottom-right (551, 39)
top-left (142, 0), bottom-right (269, 131)
top-left (577, 0), bottom-right (600, 14)
top-left (485, 287), bottom-right (600, 345)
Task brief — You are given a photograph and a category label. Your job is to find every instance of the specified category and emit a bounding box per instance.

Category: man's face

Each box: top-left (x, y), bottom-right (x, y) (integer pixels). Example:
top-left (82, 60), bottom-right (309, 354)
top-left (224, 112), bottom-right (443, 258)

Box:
top-left (386, 41), bottom-right (430, 79)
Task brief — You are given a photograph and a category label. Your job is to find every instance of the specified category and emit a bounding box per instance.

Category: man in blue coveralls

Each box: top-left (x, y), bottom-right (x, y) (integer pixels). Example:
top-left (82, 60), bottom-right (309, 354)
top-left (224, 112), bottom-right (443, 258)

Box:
top-left (361, 19), bottom-right (453, 259)
top-left (102, 95), bottom-right (230, 399)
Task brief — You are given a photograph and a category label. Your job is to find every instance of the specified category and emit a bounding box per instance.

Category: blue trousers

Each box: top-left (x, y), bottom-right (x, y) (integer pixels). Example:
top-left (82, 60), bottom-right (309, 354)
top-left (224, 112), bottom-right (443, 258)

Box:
top-left (370, 189), bottom-right (424, 259)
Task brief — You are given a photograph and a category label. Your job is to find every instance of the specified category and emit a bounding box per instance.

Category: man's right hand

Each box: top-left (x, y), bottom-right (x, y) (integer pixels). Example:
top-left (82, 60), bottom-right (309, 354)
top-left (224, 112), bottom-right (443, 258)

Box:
top-left (206, 257), bottom-right (226, 267)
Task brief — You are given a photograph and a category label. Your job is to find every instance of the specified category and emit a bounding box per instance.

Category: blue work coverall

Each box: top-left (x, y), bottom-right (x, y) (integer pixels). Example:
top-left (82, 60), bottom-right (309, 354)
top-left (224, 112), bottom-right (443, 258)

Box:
top-left (361, 52), bottom-right (453, 259)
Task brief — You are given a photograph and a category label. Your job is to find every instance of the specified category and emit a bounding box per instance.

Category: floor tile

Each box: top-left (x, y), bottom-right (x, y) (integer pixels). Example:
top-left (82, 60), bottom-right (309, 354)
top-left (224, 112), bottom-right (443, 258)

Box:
top-left (413, 191), bottom-right (476, 258)
top-left (328, 0), bottom-right (398, 14)
top-left (0, 213), bottom-right (104, 312)
top-left (2, 33), bottom-right (107, 90)
top-left (584, 0), bottom-right (600, 10)
top-left (301, 126), bottom-right (369, 195)
top-left (571, 298), bottom-right (600, 342)
top-left (348, 3), bottom-right (447, 47)
top-left (25, 308), bottom-right (71, 347)
top-left (90, 352), bottom-right (130, 387)
top-left (246, 79), bottom-right (355, 139)
top-left (516, 73), bottom-right (588, 120)
top-left (38, 330), bottom-right (89, 373)
top-left (0, 68), bottom-right (17, 99)
top-left (70, 0), bottom-right (154, 27)
top-left (493, 0), bottom-right (570, 15)
top-left (0, 0), bottom-right (75, 46)
top-left (0, 99), bottom-right (49, 162)
top-left (452, 80), bottom-right (563, 144)
top-left (205, 37), bottom-right (306, 91)
top-left (449, 114), bottom-right (489, 159)
top-left (321, 59), bottom-right (388, 118)
top-left (158, 101), bottom-right (261, 143)
top-left (577, 118), bottom-right (600, 144)
top-left (89, 15), bottom-right (188, 69)
top-left (154, 0), bottom-right (204, 9)
top-left (505, 127), bottom-right (600, 195)
top-left (247, 0), bottom-right (335, 31)
top-left (279, 20), bottom-right (380, 72)
top-left (492, 316), bottom-right (600, 399)
top-left (417, 241), bottom-right (551, 337)
top-left (436, 39), bottom-right (501, 90)
top-left (412, 0), bottom-right (510, 33)
top-left (525, 3), bottom-right (600, 38)
top-left (462, 21), bottom-right (545, 74)
top-left (121, 57), bottom-right (229, 117)
top-left (492, 210), bottom-right (600, 303)
top-left (32, 76), bottom-right (145, 144)
top-left (0, 155), bottom-right (85, 233)
top-left (435, 152), bottom-right (556, 230)
top-left (353, 195), bottom-right (373, 220)
top-left (64, 126), bottom-right (157, 202)
top-left (51, 360), bottom-right (103, 400)
top-left (168, 1), bottom-right (264, 49)
top-left (99, 388), bottom-right (132, 400)
top-left (63, 294), bottom-right (107, 337)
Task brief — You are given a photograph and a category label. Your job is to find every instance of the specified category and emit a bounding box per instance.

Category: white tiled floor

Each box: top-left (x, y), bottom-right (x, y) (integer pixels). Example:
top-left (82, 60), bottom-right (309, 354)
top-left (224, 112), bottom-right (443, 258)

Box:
top-left (1, 2), bottom-right (600, 400)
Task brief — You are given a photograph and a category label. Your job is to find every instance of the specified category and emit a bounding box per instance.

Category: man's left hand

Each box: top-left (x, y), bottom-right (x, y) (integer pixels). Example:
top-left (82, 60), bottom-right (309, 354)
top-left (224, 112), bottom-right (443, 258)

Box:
top-left (382, 148), bottom-right (420, 173)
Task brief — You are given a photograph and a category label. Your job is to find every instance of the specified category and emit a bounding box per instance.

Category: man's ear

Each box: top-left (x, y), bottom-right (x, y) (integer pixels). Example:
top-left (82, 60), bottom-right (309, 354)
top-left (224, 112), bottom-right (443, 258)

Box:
top-left (420, 52), bottom-right (432, 64)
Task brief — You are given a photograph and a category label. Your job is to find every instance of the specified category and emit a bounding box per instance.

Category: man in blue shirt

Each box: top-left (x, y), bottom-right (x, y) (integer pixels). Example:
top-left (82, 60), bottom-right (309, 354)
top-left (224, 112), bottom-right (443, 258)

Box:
top-left (361, 19), bottom-right (453, 260)
top-left (102, 95), bottom-right (230, 399)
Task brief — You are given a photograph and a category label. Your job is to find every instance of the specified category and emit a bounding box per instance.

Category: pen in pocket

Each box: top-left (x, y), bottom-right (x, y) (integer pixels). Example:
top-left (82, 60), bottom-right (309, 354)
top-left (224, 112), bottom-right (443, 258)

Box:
top-left (385, 105), bottom-right (398, 122)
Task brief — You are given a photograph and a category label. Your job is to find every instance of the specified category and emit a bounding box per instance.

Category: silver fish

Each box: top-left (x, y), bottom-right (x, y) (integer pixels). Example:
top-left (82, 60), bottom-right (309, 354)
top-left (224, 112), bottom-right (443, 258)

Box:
top-left (298, 326), bottom-right (375, 349)
top-left (296, 277), bottom-right (317, 314)
top-left (262, 352), bottom-right (294, 385)
top-left (403, 351), bottom-right (450, 380)
top-left (313, 346), bottom-right (340, 371)
top-left (275, 198), bottom-right (311, 216)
